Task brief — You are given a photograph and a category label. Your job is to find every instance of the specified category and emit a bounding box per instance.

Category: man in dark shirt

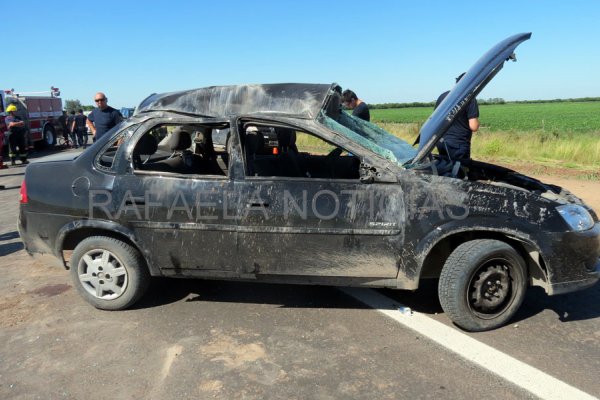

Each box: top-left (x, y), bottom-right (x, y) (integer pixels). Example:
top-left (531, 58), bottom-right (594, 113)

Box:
top-left (342, 89), bottom-right (370, 121)
top-left (435, 73), bottom-right (480, 161)
top-left (72, 109), bottom-right (88, 148)
top-left (58, 111), bottom-right (69, 144)
top-left (67, 111), bottom-right (76, 146)
top-left (87, 92), bottom-right (122, 141)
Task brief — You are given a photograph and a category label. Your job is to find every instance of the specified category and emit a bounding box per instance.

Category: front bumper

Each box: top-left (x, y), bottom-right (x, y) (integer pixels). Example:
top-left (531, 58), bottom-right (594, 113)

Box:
top-left (549, 257), bottom-right (600, 295)
top-left (542, 222), bottom-right (600, 295)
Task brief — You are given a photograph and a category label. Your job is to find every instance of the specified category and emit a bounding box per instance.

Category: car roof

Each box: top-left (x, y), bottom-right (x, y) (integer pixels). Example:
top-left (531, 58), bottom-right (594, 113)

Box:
top-left (135, 83), bottom-right (337, 120)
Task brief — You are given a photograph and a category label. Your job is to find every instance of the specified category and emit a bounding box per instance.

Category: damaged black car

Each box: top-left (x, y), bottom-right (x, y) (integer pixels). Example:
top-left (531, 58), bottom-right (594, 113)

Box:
top-left (18, 33), bottom-right (600, 331)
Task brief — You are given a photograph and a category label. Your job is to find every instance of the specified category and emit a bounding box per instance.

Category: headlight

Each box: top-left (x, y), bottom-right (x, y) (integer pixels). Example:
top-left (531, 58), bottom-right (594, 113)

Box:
top-left (556, 204), bottom-right (594, 231)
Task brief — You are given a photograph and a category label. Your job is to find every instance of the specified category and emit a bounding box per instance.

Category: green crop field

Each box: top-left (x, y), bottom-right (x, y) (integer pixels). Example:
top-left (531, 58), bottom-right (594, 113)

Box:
top-left (369, 101), bottom-right (600, 178)
top-left (371, 101), bottom-right (600, 133)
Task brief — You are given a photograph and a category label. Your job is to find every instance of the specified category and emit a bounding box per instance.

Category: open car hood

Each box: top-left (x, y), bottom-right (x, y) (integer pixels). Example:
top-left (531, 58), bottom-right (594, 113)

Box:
top-left (412, 32), bottom-right (532, 164)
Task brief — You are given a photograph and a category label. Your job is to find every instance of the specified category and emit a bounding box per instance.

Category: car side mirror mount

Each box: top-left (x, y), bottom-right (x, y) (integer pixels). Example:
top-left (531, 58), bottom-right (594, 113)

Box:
top-left (360, 175), bottom-right (374, 184)
top-left (359, 163), bottom-right (377, 184)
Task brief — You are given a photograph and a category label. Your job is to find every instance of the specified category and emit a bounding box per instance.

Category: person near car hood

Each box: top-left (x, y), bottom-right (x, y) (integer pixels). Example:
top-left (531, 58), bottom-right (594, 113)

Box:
top-left (434, 73), bottom-right (480, 161)
top-left (342, 89), bottom-right (370, 122)
top-left (87, 92), bottom-right (122, 141)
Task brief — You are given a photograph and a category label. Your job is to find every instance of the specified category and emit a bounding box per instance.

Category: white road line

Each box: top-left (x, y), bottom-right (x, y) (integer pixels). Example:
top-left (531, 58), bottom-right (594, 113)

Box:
top-left (341, 287), bottom-right (598, 400)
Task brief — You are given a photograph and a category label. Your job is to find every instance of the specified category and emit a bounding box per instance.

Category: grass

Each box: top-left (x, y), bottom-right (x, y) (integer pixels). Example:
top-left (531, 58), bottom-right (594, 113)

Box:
top-left (295, 131), bottom-right (336, 155)
top-left (371, 102), bottom-right (600, 177)
top-left (372, 101), bottom-right (600, 133)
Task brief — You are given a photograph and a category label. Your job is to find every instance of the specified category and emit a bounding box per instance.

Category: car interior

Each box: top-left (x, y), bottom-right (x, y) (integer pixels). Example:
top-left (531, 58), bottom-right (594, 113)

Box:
top-left (130, 124), bottom-right (229, 176)
top-left (240, 121), bottom-right (360, 180)
top-left (122, 121), bottom-right (361, 180)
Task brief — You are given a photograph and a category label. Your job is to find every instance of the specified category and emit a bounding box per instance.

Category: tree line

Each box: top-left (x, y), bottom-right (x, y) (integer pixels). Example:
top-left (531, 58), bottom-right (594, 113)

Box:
top-left (63, 99), bottom-right (95, 113)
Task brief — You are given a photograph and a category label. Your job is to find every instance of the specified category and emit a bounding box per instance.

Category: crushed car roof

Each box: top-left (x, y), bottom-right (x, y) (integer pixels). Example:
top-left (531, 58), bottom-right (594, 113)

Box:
top-left (136, 83), bottom-right (337, 120)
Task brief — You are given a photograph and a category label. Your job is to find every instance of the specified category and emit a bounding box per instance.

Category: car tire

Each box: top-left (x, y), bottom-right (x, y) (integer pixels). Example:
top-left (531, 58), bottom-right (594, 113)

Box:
top-left (438, 239), bottom-right (527, 332)
top-left (70, 236), bottom-right (150, 310)
top-left (35, 125), bottom-right (55, 150)
top-left (44, 125), bottom-right (56, 147)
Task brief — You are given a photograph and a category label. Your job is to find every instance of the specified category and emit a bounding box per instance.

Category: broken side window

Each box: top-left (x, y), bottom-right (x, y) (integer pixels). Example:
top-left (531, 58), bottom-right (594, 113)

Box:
top-left (131, 124), bottom-right (229, 177)
top-left (241, 122), bottom-right (360, 180)
top-left (95, 123), bottom-right (141, 172)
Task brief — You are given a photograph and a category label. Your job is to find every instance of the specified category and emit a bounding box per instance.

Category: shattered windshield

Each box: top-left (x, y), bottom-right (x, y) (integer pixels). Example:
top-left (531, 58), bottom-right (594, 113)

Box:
top-left (320, 112), bottom-right (417, 165)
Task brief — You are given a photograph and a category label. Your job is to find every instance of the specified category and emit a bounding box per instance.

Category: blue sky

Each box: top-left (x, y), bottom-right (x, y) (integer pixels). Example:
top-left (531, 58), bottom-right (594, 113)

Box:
top-left (4, 0), bottom-right (600, 108)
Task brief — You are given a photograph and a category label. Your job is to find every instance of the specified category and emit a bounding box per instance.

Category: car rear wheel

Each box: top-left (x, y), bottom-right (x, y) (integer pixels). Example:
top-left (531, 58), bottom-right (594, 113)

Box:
top-left (70, 236), bottom-right (150, 310)
top-left (438, 239), bottom-right (527, 332)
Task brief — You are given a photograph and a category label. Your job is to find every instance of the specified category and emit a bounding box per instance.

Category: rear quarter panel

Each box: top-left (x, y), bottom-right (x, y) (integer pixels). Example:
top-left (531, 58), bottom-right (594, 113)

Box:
top-left (20, 155), bottom-right (115, 256)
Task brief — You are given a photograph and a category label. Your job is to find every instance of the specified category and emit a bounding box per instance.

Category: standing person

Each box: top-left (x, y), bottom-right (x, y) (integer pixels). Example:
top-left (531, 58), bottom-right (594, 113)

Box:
top-left (67, 111), bottom-right (77, 147)
top-left (87, 92), bottom-right (122, 142)
top-left (24, 118), bottom-right (34, 152)
top-left (4, 104), bottom-right (29, 165)
top-left (0, 103), bottom-right (6, 168)
top-left (0, 123), bottom-right (6, 169)
top-left (72, 109), bottom-right (88, 148)
top-left (341, 89), bottom-right (370, 122)
top-left (58, 111), bottom-right (70, 147)
top-left (435, 73), bottom-right (480, 161)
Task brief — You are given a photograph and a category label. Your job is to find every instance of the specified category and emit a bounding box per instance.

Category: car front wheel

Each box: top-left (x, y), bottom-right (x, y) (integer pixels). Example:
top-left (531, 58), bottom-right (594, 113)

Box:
top-left (438, 239), bottom-right (527, 332)
top-left (70, 236), bottom-right (150, 310)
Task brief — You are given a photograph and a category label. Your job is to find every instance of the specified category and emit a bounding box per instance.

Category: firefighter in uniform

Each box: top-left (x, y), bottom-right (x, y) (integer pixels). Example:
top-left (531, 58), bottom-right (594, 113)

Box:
top-left (0, 114), bottom-right (6, 169)
top-left (4, 104), bottom-right (29, 165)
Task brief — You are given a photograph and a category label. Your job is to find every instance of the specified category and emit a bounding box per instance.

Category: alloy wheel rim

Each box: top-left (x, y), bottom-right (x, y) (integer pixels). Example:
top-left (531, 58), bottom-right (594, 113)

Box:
top-left (77, 249), bottom-right (128, 300)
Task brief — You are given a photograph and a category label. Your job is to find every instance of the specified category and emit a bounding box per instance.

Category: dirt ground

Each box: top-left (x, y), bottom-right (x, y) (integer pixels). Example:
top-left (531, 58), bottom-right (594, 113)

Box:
top-left (533, 174), bottom-right (600, 213)
top-left (474, 158), bottom-right (599, 212)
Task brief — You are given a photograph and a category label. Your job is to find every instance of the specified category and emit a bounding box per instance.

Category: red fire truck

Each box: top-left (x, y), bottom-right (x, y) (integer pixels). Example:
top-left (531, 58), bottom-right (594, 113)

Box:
top-left (1, 87), bottom-right (64, 149)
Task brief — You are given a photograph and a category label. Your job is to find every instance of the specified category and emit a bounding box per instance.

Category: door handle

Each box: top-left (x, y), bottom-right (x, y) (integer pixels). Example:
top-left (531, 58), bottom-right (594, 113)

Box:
top-left (125, 196), bottom-right (146, 206)
top-left (247, 202), bottom-right (269, 208)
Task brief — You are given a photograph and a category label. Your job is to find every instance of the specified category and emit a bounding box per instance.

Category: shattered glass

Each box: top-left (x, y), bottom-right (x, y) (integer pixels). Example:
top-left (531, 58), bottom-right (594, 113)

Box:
top-left (320, 112), bottom-right (417, 165)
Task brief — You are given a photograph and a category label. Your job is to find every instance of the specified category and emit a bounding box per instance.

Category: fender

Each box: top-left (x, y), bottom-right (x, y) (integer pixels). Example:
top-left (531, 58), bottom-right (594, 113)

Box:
top-left (412, 217), bottom-right (544, 277)
top-left (54, 219), bottom-right (160, 275)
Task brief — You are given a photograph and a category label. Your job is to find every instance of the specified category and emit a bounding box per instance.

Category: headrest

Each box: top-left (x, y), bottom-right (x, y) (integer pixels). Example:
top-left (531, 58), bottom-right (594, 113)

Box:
top-left (245, 128), bottom-right (265, 155)
top-left (166, 127), bottom-right (192, 151)
top-left (134, 134), bottom-right (158, 156)
top-left (194, 128), bottom-right (216, 157)
top-left (194, 130), bottom-right (208, 144)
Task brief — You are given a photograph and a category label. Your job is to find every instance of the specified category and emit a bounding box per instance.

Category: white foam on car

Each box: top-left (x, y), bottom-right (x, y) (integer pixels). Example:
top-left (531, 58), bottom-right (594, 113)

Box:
top-left (341, 288), bottom-right (598, 400)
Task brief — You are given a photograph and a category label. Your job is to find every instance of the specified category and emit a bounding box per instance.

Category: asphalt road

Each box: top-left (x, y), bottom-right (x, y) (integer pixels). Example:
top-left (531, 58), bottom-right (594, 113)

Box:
top-left (0, 148), bottom-right (598, 400)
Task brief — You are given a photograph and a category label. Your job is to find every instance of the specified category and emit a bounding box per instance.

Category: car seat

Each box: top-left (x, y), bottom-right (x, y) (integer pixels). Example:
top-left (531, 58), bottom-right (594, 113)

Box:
top-left (194, 129), bottom-right (225, 175)
top-left (152, 128), bottom-right (195, 173)
top-left (132, 134), bottom-right (158, 169)
top-left (277, 128), bottom-right (304, 177)
top-left (244, 127), bottom-right (266, 176)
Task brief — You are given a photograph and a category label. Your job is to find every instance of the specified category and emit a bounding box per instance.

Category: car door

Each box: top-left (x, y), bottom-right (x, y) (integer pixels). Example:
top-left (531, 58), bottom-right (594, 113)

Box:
top-left (235, 124), bottom-right (405, 278)
top-left (111, 119), bottom-right (240, 275)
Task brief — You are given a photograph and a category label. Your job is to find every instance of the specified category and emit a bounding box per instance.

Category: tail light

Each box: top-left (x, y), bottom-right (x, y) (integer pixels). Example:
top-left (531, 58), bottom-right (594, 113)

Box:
top-left (19, 180), bottom-right (28, 204)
